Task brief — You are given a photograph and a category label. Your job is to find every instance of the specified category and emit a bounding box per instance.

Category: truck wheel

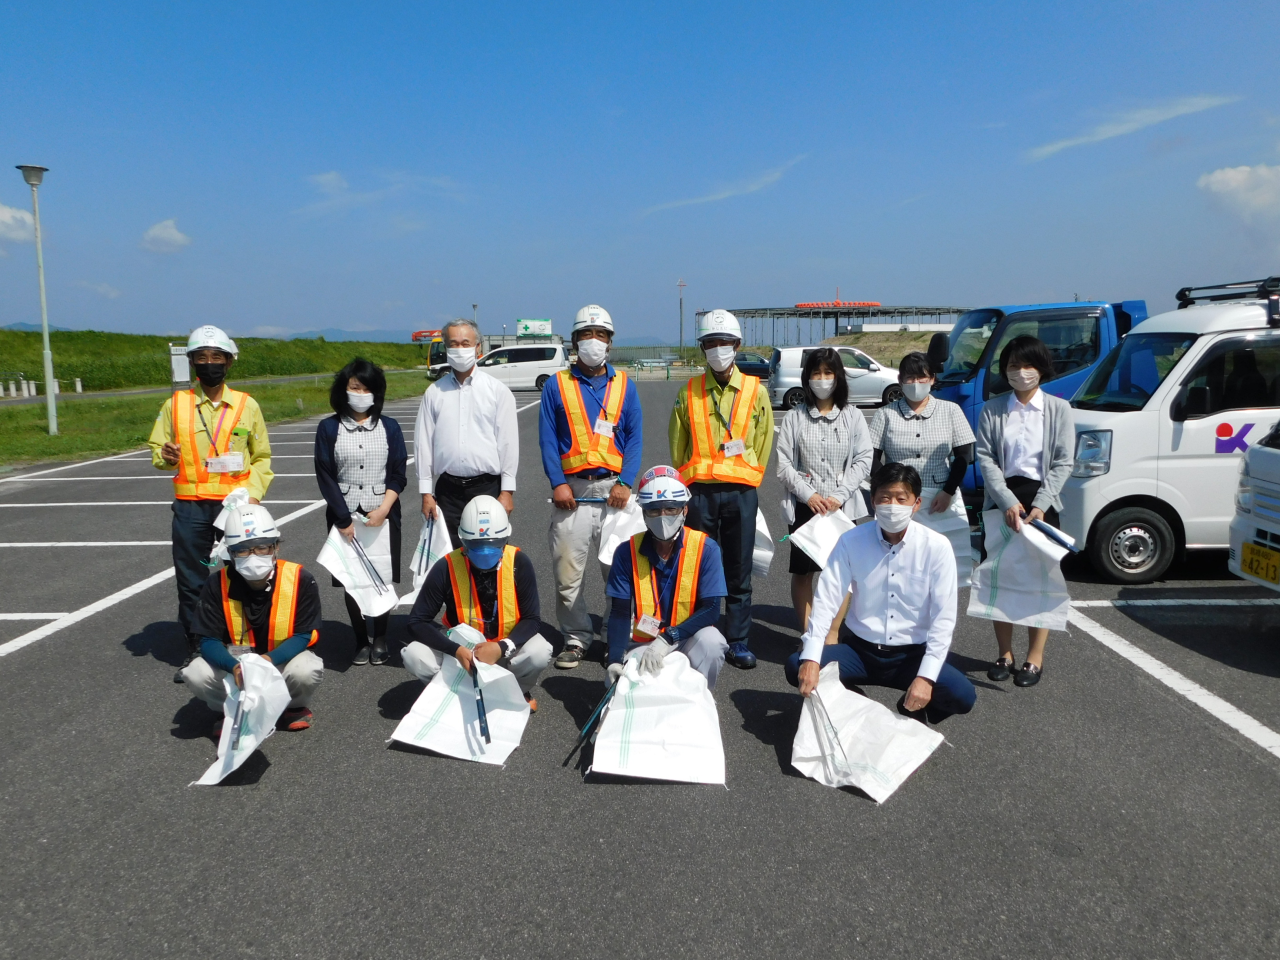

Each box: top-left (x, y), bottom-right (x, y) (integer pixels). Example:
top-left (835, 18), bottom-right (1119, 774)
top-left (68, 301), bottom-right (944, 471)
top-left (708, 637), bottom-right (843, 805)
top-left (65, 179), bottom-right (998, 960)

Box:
top-left (882, 384), bottom-right (903, 404)
top-left (784, 388), bottom-right (806, 409)
top-left (535, 375), bottom-right (550, 390)
top-left (1088, 507), bottom-right (1176, 584)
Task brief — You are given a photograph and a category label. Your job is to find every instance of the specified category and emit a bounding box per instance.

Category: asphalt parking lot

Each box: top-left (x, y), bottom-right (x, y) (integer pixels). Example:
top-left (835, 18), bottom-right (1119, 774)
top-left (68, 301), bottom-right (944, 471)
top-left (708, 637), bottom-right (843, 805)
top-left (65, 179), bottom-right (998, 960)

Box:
top-left (2, 379), bottom-right (1279, 960)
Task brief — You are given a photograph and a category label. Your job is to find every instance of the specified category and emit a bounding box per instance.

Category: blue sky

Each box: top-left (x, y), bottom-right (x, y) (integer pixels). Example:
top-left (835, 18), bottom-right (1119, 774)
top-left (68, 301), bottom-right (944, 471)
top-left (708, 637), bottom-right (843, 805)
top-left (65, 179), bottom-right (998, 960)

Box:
top-left (2, 1), bottom-right (1279, 342)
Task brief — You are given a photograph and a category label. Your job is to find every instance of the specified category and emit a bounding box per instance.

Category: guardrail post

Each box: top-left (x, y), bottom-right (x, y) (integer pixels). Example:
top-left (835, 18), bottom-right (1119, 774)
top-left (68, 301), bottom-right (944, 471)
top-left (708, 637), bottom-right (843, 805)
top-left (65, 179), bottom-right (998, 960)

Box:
top-left (74, 378), bottom-right (82, 393)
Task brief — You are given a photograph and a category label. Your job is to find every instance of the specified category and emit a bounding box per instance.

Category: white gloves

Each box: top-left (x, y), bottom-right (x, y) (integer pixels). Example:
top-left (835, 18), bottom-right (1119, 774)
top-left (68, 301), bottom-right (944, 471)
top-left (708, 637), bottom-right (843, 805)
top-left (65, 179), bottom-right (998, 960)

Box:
top-left (637, 637), bottom-right (674, 677)
top-left (606, 662), bottom-right (625, 684)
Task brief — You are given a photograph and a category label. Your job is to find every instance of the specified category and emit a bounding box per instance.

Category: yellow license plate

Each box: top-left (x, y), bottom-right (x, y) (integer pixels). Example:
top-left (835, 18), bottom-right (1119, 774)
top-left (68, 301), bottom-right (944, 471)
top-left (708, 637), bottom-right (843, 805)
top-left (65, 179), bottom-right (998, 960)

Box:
top-left (1242, 542), bottom-right (1280, 585)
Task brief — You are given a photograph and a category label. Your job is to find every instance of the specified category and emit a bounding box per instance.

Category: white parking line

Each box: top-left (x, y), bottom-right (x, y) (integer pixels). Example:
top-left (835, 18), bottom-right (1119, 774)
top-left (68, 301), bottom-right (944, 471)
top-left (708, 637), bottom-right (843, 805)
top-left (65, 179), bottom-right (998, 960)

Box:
top-left (1068, 608), bottom-right (1280, 760)
top-left (0, 500), bottom-right (320, 508)
top-left (0, 500), bottom-right (328, 660)
top-left (0, 449), bottom-right (146, 483)
top-left (516, 400), bottom-right (540, 413)
top-left (1073, 599), bottom-right (1280, 607)
top-left (0, 613), bottom-right (66, 620)
top-left (0, 541), bottom-right (169, 547)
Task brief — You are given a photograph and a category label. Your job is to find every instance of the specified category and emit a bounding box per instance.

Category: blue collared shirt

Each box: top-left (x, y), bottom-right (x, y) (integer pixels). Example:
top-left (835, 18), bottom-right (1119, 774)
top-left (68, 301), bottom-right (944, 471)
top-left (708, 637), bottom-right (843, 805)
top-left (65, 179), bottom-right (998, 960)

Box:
top-left (538, 362), bottom-right (644, 488)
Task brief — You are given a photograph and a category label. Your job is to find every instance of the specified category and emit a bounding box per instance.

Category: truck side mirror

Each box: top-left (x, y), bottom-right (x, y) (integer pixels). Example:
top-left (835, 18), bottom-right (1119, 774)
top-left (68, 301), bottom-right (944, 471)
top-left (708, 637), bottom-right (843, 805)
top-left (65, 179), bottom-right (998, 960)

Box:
top-left (926, 333), bottom-right (948, 373)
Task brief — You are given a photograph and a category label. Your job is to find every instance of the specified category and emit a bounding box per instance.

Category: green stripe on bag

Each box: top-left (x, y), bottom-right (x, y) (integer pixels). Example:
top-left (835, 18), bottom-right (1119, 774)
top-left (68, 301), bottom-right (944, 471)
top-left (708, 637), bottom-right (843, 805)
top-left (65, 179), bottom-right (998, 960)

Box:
top-left (414, 668), bottom-right (467, 742)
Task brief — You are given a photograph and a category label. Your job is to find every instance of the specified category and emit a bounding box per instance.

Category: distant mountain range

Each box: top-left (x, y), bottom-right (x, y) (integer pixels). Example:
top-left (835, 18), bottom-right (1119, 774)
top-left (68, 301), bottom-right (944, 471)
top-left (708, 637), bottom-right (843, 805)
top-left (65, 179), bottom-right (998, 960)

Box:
top-left (1, 321), bottom-right (74, 332)
top-left (284, 328), bottom-right (413, 342)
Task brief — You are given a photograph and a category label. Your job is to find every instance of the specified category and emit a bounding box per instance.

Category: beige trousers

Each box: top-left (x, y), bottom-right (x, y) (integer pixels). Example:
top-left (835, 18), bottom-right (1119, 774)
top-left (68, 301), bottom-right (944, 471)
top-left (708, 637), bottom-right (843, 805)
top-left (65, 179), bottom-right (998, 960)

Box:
top-left (402, 636), bottom-right (554, 694)
top-left (548, 474), bottom-right (617, 648)
top-left (181, 649), bottom-right (324, 711)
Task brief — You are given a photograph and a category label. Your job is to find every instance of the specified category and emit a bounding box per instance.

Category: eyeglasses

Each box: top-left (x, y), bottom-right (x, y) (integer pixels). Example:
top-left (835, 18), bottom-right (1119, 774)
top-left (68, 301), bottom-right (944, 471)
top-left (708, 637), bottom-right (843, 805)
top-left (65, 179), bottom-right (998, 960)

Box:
top-left (229, 544), bottom-right (277, 558)
top-left (643, 505), bottom-right (685, 517)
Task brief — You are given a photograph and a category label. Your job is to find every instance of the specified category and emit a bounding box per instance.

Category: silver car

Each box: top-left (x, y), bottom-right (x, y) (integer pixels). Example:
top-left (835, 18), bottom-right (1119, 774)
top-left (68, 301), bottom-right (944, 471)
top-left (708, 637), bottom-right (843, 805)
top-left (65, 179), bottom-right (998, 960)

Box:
top-left (766, 345), bottom-right (902, 409)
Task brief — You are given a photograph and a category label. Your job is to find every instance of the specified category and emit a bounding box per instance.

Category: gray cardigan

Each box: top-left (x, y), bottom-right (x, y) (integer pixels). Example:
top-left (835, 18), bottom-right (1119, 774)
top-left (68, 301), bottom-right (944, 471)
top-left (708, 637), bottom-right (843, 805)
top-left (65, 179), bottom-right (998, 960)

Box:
top-left (975, 390), bottom-right (1075, 513)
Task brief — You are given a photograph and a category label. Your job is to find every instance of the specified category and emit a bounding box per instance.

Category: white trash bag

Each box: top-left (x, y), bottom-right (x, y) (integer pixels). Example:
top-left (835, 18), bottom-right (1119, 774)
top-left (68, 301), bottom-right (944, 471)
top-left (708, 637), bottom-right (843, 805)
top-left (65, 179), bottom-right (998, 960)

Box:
top-left (590, 651), bottom-right (725, 785)
top-left (912, 489), bottom-right (974, 588)
top-left (317, 516), bottom-right (398, 618)
top-left (787, 509), bottom-right (855, 569)
top-left (791, 662), bottom-right (944, 802)
top-left (968, 510), bottom-right (1074, 631)
top-left (389, 623), bottom-right (531, 766)
top-left (191, 653), bottom-right (292, 786)
top-left (398, 506), bottom-right (454, 607)
top-left (597, 495), bottom-right (647, 565)
top-left (752, 508), bottom-right (774, 579)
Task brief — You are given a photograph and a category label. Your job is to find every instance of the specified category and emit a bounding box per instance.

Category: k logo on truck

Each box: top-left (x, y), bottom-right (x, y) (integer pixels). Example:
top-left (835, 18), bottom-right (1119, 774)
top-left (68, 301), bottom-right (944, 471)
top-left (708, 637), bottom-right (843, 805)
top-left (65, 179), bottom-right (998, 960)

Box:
top-left (1215, 422), bottom-right (1253, 454)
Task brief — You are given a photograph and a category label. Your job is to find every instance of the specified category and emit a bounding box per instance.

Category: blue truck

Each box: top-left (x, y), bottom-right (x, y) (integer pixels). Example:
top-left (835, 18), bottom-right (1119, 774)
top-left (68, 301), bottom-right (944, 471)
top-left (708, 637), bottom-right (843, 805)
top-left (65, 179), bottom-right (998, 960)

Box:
top-left (924, 299), bottom-right (1148, 501)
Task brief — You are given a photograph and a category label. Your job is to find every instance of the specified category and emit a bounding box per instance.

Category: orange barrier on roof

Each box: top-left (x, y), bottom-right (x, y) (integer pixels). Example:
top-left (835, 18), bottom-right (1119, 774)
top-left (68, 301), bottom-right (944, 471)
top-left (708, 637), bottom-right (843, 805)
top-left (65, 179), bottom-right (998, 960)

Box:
top-left (793, 300), bottom-right (881, 309)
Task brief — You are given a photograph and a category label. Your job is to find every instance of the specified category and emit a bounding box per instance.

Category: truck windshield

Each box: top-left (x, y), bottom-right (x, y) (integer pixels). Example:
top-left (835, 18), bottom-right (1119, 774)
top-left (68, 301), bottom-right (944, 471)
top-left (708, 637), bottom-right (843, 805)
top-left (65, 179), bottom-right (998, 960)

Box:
top-left (937, 309), bottom-right (1001, 382)
top-left (1073, 333), bottom-right (1197, 411)
top-left (429, 341), bottom-right (446, 366)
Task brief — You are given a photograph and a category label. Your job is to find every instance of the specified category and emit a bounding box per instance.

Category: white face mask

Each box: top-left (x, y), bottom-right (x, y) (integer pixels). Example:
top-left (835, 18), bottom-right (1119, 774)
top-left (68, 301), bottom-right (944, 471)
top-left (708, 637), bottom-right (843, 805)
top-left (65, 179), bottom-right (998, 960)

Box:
top-left (448, 347), bottom-right (477, 373)
top-left (1007, 368), bottom-right (1040, 391)
top-left (875, 503), bottom-right (915, 534)
top-left (234, 553), bottom-right (276, 581)
top-left (347, 391), bottom-right (375, 413)
top-left (703, 345), bottom-right (737, 373)
top-left (809, 377), bottom-right (836, 400)
top-left (901, 381), bottom-right (931, 403)
top-left (576, 337), bottom-right (609, 368)
top-left (645, 511), bottom-right (685, 541)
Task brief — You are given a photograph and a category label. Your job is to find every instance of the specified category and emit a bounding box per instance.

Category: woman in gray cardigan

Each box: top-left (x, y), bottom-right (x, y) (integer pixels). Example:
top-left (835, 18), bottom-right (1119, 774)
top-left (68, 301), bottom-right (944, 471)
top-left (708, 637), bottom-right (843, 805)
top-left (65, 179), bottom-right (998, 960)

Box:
top-left (975, 336), bottom-right (1074, 688)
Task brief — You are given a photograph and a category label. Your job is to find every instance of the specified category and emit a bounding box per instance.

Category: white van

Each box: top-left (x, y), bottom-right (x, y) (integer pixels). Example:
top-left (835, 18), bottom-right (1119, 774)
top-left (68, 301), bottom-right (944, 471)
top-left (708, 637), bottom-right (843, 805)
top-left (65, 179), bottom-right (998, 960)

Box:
top-left (767, 345), bottom-right (901, 409)
top-left (474, 343), bottom-right (569, 390)
top-left (1061, 278), bottom-right (1280, 583)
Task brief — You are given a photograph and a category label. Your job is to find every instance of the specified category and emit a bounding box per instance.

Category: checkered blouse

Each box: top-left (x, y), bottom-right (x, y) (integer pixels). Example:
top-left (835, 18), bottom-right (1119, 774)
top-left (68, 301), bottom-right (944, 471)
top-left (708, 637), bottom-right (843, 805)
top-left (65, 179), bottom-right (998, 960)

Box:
top-left (868, 397), bottom-right (975, 489)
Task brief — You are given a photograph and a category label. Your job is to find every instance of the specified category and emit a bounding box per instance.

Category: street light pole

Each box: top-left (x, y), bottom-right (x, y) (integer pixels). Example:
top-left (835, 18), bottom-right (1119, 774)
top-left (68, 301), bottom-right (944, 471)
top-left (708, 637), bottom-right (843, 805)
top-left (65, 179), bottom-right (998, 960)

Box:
top-left (472, 303), bottom-right (478, 326)
top-left (17, 165), bottom-right (56, 435)
top-left (677, 278), bottom-right (686, 356)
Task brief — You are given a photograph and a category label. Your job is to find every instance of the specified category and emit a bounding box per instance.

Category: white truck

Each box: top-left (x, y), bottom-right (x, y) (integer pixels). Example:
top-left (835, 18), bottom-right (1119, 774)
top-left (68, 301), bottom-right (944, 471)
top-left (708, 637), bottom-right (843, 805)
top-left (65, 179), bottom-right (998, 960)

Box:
top-left (1061, 277), bottom-right (1280, 583)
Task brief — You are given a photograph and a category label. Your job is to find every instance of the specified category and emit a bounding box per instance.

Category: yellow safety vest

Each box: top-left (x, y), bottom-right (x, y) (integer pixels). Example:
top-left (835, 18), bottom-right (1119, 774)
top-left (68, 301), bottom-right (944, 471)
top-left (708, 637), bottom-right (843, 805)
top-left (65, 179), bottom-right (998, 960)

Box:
top-left (220, 560), bottom-right (317, 652)
top-left (172, 388), bottom-right (253, 500)
top-left (629, 528), bottom-right (707, 641)
top-left (678, 373), bottom-right (765, 487)
top-left (442, 545), bottom-right (522, 639)
top-left (555, 369), bottom-right (628, 474)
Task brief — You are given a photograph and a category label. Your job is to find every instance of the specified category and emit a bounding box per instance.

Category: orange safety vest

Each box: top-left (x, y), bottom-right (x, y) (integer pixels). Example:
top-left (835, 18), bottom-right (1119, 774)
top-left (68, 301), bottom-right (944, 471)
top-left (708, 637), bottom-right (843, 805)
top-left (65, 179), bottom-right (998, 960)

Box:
top-left (442, 545), bottom-right (522, 639)
top-left (677, 374), bottom-right (766, 487)
top-left (172, 388), bottom-right (253, 500)
top-left (220, 560), bottom-right (318, 652)
top-left (629, 528), bottom-right (707, 641)
top-left (555, 368), bottom-right (629, 475)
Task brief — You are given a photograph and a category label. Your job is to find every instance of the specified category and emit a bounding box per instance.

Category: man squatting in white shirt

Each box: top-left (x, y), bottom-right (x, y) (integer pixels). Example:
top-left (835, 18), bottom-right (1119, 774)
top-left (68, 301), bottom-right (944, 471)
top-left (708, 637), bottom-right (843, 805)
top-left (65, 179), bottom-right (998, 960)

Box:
top-left (786, 462), bottom-right (977, 724)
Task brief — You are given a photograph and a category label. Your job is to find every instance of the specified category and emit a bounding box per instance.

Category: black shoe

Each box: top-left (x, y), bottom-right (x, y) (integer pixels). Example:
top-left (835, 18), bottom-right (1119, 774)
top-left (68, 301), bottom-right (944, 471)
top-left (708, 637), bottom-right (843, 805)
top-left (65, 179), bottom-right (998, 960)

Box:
top-left (987, 656), bottom-right (1014, 682)
top-left (352, 644), bottom-right (372, 666)
top-left (1014, 662), bottom-right (1042, 687)
top-left (370, 637), bottom-right (390, 665)
top-left (555, 645), bottom-right (586, 669)
top-left (174, 637), bottom-right (200, 683)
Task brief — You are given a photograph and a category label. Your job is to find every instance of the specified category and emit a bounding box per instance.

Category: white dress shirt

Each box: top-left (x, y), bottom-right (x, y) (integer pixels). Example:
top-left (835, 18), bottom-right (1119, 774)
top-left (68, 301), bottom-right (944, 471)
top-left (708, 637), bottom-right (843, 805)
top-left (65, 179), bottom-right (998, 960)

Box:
top-left (414, 369), bottom-right (519, 494)
top-left (800, 520), bottom-right (958, 682)
top-left (1001, 389), bottom-right (1044, 481)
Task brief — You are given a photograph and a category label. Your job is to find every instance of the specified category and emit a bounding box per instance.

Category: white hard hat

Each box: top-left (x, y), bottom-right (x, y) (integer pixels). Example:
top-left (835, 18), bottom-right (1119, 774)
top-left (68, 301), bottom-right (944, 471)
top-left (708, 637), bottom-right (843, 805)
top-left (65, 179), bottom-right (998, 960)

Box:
top-left (695, 309), bottom-right (741, 343)
top-left (458, 495), bottom-right (512, 542)
top-left (636, 465), bottom-right (690, 508)
top-left (572, 304), bottom-right (614, 335)
top-left (222, 504), bottom-right (280, 552)
top-left (186, 324), bottom-right (239, 359)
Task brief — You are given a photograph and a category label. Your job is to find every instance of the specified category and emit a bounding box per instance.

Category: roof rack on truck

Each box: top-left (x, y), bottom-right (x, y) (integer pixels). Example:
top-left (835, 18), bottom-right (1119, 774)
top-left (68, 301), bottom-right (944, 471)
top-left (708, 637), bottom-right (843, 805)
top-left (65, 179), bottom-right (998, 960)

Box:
top-left (1175, 276), bottom-right (1280, 316)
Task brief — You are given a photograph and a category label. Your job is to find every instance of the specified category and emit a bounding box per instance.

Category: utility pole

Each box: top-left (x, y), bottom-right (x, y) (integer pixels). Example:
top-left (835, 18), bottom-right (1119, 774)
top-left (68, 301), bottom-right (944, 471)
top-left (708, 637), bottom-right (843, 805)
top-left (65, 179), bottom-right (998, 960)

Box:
top-left (677, 279), bottom-right (686, 355)
top-left (17, 165), bottom-right (56, 435)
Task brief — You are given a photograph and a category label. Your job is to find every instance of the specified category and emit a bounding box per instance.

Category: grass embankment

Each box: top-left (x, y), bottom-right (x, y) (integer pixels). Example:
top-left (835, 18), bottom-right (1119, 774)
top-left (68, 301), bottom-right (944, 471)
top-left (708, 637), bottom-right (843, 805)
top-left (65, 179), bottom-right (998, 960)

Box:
top-left (821, 331), bottom-right (937, 370)
top-left (0, 329), bottom-right (426, 392)
top-left (0, 370), bottom-right (430, 469)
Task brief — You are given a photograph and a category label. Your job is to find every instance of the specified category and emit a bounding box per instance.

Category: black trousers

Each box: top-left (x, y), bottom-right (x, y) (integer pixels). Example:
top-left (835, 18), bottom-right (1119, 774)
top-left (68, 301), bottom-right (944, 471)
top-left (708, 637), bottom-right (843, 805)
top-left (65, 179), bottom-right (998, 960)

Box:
top-left (171, 499), bottom-right (223, 639)
top-left (687, 482), bottom-right (758, 644)
top-left (434, 473), bottom-right (501, 546)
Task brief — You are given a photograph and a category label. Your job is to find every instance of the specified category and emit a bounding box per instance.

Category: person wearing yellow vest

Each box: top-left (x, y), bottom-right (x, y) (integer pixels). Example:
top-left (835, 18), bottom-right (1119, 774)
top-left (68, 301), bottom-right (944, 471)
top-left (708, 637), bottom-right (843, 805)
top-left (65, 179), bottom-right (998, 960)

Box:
top-left (668, 309), bottom-right (774, 669)
top-left (539, 304), bottom-right (644, 669)
top-left (604, 467), bottom-right (729, 689)
top-left (403, 495), bottom-right (558, 710)
top-left (180, 504), bottom-right (323, 735)
top-left (148, 325), bottom-right (273, 681)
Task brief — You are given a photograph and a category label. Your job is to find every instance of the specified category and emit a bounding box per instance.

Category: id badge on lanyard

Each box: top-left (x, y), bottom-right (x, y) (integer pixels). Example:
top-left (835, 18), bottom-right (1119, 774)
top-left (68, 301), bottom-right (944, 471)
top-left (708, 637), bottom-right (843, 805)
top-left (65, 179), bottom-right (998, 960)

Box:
top-left (714, 390), bottom-right (746, 457)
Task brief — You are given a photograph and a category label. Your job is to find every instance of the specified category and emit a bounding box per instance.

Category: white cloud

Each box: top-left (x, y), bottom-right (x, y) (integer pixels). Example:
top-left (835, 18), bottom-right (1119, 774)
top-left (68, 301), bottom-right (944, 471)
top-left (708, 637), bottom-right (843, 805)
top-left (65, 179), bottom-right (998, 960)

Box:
top-left (642, 155), bottom-right (808, 216)
top-left (0, 202), bottom-right (34, 242)
top-left (1197, 164), bottom-right (1280, 220)
top-left (78, 281), bottom-right (122, 299)
top-left (1028, 95), bottom-right (1240, 161)
top-left (141, 219), bottom-right (191, 253)
top-left (296, 170), bottom-right (405, 216)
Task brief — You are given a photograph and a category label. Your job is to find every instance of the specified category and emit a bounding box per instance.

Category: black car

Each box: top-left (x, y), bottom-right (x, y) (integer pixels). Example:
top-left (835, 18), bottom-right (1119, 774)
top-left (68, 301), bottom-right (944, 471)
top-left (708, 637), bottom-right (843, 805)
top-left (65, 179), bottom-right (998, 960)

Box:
top-left (734, 351), bottom-right (771, 379)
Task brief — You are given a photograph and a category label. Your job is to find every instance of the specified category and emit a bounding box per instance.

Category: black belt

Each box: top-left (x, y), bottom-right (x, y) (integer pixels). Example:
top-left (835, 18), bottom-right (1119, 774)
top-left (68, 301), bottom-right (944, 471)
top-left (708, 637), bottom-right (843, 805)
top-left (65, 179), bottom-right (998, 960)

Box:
top-left (440, 472), bottom-right (499, 488)
top-left (842, 627), bottom-right (918, 656)
top-left (570, 470), bottom-right (619, 481)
